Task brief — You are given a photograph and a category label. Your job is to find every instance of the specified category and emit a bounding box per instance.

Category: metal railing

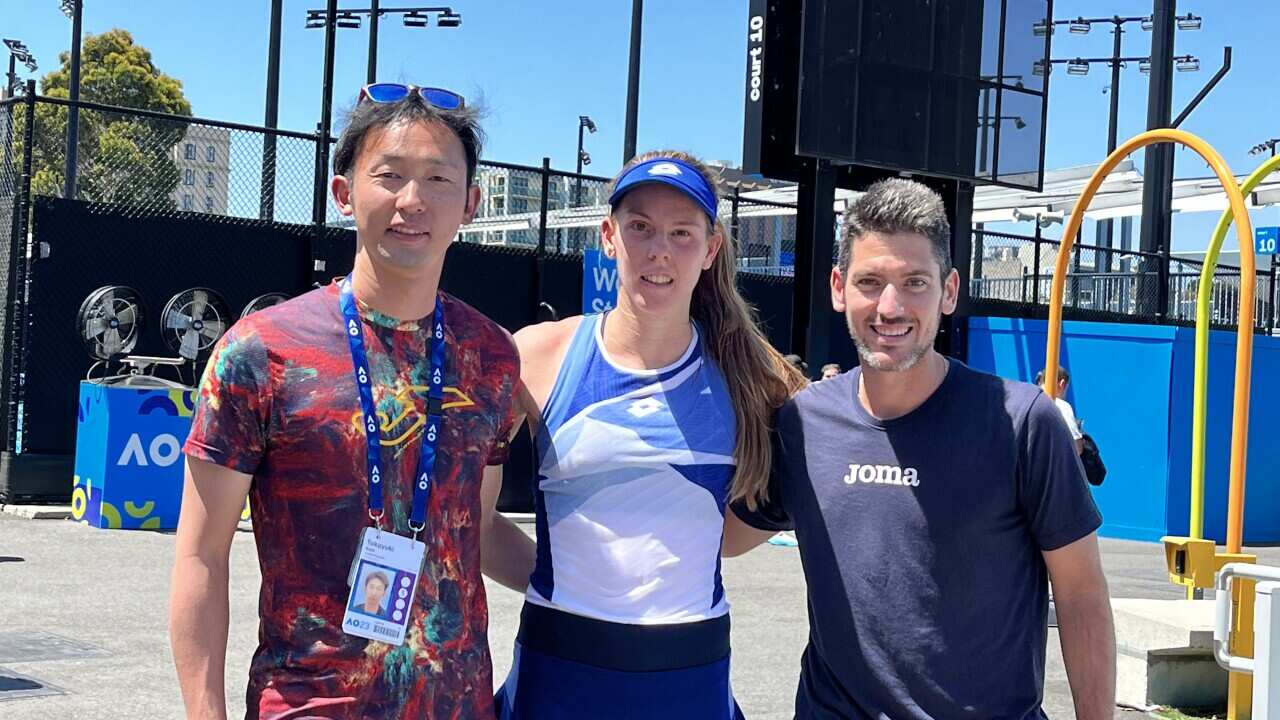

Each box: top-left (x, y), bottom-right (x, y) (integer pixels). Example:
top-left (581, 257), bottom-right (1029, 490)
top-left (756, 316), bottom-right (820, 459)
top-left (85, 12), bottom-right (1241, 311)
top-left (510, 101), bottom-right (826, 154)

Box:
top-left (970, 228), bottom-right (1276, 330)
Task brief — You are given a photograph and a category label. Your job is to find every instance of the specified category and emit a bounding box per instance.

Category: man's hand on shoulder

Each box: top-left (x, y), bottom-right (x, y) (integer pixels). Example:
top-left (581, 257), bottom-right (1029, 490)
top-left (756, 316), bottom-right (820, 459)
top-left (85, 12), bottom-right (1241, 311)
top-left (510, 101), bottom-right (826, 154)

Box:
top-left (513, 317), bottom-right (582, 422)
top-left (512, 317), bottom-right (580, 360)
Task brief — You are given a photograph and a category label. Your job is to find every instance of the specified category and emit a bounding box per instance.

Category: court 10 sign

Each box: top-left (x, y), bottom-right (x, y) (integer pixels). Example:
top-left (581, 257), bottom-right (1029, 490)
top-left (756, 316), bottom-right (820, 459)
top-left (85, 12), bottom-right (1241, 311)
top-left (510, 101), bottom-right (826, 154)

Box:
top-left (1257, 226), bottom-right (1280, 255)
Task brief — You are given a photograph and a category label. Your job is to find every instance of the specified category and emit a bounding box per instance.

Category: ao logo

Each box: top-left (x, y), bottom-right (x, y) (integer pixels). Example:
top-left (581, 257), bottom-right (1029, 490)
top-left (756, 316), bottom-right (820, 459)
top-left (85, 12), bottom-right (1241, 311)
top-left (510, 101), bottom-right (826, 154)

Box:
top-left (117, 433), bottom-right (183, 467)
top-left (648, 162), bottom-right (682, 177)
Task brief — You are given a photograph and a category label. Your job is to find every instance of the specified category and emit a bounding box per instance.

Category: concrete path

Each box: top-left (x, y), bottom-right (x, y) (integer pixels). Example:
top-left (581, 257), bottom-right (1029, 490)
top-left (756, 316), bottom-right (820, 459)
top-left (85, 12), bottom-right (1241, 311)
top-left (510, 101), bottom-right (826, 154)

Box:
top-left (2, 511), bottom-right (1275, 718)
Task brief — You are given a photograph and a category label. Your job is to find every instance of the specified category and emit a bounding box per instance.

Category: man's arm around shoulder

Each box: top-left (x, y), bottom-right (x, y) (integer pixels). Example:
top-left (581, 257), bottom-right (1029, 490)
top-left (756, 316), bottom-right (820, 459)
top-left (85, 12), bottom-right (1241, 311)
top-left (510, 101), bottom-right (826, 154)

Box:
top-left (1045, 532), bottom-right (1115, 720)
top-left (480, 318), bottom-right (585, 589)
top-left (169, 457), bottom-right (252, 720)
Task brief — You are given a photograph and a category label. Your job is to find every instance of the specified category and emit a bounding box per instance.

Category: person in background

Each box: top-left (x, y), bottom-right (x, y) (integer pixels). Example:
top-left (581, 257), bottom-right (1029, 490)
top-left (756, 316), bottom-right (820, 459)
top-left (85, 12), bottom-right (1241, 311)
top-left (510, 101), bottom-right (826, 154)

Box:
top-left (783, 353), bottom-right (809, 377)
top-left (1036, 366), bottom-right (1084, 455)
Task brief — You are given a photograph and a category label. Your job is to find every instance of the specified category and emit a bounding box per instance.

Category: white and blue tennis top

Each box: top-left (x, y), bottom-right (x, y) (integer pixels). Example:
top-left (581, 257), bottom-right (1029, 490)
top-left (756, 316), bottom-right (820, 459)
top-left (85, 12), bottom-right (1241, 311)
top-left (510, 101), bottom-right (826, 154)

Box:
top-left (526, 313), bottom-right (737, 625)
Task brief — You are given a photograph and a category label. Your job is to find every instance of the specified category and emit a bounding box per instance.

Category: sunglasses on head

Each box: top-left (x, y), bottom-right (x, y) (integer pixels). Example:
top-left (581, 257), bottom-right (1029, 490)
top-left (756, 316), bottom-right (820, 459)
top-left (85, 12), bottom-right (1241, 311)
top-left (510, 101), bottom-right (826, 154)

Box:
top-left (358, 83), bottom-right (465, 110)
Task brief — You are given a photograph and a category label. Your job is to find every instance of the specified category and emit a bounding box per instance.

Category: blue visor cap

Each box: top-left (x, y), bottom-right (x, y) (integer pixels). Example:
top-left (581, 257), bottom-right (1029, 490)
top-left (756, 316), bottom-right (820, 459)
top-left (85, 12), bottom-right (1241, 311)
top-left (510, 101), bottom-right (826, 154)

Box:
top-left (608, 158), bottom-right (718, 225)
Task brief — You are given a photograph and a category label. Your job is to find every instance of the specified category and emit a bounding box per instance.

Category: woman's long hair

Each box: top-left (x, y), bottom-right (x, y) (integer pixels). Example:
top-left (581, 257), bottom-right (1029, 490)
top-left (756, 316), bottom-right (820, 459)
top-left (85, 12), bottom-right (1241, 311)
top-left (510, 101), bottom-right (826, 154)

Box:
top-left (607, 150), bottom-right (808, 509)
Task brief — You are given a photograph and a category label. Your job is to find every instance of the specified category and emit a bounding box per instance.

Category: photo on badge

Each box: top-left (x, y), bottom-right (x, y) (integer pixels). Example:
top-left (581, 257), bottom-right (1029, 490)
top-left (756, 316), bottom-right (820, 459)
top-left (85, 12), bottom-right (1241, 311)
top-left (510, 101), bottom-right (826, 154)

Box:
top-left (349, 561), bottom-right (402, 620)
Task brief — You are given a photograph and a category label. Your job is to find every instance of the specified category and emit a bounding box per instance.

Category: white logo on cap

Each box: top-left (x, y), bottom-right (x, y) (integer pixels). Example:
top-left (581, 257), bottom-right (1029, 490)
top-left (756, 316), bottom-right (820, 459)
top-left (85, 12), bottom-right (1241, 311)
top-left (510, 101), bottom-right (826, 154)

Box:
top-left (648, 162), bottom-right (683, 177)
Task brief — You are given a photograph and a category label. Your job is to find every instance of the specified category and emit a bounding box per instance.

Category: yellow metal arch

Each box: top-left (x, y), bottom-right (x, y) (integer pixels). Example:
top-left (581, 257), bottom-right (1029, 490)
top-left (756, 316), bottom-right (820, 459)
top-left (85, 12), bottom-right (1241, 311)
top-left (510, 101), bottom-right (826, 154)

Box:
top-left (1190, 154), bottom-right (1280, 543)
top-left (1041, 130), bottom-right (1257, 718)
top-left (1042, 128), bottom-right (1255, 554)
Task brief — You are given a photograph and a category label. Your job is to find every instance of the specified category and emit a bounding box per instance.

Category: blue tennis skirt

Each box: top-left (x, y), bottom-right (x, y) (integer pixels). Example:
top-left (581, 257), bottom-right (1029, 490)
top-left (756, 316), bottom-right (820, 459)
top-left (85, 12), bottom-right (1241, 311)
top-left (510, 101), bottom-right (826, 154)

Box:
top-left (494, 602), bottom-right (746, 720)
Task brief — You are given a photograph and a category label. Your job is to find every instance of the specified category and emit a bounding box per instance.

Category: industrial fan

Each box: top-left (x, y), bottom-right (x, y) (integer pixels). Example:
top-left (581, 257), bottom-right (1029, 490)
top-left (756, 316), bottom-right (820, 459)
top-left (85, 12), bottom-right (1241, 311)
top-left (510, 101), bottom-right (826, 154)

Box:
top-left (161, 288), bottom-right (231, 362)
top-left (240, 292), bottom-right (291, 319)
top-left (77, 285), bottom-right (145, 361)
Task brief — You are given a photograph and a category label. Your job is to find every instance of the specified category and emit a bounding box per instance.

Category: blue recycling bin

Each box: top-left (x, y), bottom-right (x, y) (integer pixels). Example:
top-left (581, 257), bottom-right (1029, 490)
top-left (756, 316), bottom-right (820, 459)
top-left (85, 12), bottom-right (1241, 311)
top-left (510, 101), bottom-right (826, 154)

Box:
top-left (71, 380), bottom-right (196, 530)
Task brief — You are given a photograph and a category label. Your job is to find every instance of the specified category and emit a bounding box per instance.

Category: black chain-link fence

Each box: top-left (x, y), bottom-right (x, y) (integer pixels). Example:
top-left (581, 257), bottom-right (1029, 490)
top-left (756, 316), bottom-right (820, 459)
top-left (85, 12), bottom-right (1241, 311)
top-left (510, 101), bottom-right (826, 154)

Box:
top-left (0, 98), bottom-right (23, 450)
top-left (732, 192), bottom-right (798, 276)
top-left (1167, 258), bottom-right (1276, 328)
top-left (461, 162), bottom-right (613, 254)
top-left (971, 228), bottom-right (1276, 330)
top-left (460, 161), bottom-right (801, 273)
top-left (26, 95), bottom-right (322, 224)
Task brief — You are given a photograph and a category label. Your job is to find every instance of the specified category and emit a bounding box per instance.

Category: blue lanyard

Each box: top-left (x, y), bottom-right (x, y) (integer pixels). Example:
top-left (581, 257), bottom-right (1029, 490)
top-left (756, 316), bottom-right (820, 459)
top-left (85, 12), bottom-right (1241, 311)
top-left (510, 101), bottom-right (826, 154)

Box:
top-left (339, 275), bottom-right (446, 535)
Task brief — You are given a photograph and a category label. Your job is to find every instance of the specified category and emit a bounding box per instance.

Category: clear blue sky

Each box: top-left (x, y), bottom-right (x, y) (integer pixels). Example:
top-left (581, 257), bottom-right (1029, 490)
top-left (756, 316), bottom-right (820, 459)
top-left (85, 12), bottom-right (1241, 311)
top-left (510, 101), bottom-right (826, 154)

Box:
top-left (7, 0), bottom-right (1280, 251)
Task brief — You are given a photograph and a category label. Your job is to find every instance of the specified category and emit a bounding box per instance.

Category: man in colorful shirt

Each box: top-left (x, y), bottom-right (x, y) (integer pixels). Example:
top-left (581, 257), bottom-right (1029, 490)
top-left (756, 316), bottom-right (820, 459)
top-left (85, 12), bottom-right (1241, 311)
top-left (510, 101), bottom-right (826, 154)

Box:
top-left (170, 85), bottom-right (518, 719)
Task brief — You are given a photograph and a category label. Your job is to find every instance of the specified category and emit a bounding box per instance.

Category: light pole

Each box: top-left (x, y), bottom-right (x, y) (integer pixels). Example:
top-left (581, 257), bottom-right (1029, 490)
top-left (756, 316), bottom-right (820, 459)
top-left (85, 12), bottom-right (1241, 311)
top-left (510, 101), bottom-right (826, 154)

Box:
top-left (59, 0), bottom-right (83, 200)
top-left (1037, 52), bottom-right (1199, 274)
top-left (979, 115), bottom-right (1027, 129)
top-left (1035, 12), bottom-right (1201, 266)
top-left (575, 115), bottom-right (596, 206)
top-left (976, 74), bottom-right (1024, 176)
top-left (303, 5), bottom-right (462, 225)
top-left (303, 5), bottom-right (462, 85)
top-left (2, 40), bottom-right (36, 182)
top-left (262, 0), bottom-right (283, 220)
top-left (312, 0), bottom-right (338, 226)
top-left (622, 0), bottom-right (642, 163)
top-left (367, 0), bottom-right (380, 84)
top-left (1250, 139), bottom-right (1280, 158)
top-left (3, 39), bottom-right (37, 99)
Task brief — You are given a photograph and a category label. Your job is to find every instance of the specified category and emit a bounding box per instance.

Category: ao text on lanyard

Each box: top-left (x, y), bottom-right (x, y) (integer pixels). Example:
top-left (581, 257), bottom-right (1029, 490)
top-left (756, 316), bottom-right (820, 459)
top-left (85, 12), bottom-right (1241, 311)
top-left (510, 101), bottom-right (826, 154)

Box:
top-left (339, 276), bottom-right (446, 537)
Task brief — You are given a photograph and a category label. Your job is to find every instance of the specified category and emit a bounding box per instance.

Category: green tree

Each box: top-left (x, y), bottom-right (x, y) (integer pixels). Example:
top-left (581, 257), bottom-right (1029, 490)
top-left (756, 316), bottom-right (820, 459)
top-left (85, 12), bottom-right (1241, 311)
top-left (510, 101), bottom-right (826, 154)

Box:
top-left (20, 29), bottom-right (192, 206)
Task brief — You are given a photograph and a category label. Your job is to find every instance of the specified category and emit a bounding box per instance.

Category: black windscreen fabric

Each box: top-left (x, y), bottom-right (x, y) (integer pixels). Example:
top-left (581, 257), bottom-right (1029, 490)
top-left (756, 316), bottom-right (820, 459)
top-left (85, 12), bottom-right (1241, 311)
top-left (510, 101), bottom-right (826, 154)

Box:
top-left (795, 0), bottom-right (1045, 189)
top-left (23, 199), bottom-right (591, 456)
top-left (22, 198), bottom-right (803, 472)
top-left (25, 197), bottom-right (313, 454)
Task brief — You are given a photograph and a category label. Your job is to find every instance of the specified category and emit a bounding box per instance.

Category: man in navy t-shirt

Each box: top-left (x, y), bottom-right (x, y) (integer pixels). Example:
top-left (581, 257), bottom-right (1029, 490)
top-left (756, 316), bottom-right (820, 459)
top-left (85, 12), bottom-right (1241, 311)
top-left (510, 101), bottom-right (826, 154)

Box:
top-left (725, 179), bottom-right (1115, 719)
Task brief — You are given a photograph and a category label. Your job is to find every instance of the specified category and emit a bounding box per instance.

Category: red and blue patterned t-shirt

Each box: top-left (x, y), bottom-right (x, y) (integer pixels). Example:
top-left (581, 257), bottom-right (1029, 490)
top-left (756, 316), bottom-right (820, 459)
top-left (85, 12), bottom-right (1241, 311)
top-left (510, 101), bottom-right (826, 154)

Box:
top-left (184, 281), bottom-right (518, 719)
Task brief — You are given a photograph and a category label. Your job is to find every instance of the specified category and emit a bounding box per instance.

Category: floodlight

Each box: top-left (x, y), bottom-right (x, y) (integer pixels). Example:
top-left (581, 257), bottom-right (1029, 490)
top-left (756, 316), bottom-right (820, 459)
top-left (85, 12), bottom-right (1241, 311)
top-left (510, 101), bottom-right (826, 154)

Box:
top-left (1177, 13), bottom-right (1203, 31)
top-left (1068, 17), bottom-right (1091, 34)
top-left (1032, 21), bottom-right (1053, 37)
top-left (335, 12), bottom-right (361, 29)
top-left (403, 12), bottom-right (429, 27)
top-left (579, 150), bottom-right (591, 167)
top-left (436, 12), bottom-right (462, 28)
top-left (1013, 116), bottom-right (1027, 130)
top-left (1032, 59), bottom-right (1050, 77)
top-left (304, 11), bottom-right (326, 29)
top-left (1141, 16), bottom-right (1155, 30)
top-left (1066, 59), bottom-right (1089, 76)
top-left (580, 116), bottom-right (597, 133)
top-left (1250, 140), bottom-right (1280, 156)
top-left (1139, 58), bottom-right (1152, 74)
top-left (1175, 55), bottom-right (1200, 72)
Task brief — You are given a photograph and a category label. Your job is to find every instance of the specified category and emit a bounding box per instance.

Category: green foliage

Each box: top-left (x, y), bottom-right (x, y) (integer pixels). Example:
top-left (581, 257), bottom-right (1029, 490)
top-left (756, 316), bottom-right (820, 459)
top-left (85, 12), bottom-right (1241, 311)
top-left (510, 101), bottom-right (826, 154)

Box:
top-left (12, 29), bottom-right (192, 206)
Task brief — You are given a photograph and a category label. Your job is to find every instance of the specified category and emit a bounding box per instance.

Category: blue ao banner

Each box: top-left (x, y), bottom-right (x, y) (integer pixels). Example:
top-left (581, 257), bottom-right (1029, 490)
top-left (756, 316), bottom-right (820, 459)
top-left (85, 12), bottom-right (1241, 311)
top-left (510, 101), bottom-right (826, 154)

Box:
top-left (582, 249), bottom-right (618, 313)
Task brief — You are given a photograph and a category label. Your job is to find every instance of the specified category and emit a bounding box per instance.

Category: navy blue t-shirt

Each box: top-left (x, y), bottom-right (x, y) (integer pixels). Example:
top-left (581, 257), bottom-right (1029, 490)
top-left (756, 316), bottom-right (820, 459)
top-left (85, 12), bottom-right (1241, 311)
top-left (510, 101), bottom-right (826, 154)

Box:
top-left (733, 359), bottom-right (1101, 719)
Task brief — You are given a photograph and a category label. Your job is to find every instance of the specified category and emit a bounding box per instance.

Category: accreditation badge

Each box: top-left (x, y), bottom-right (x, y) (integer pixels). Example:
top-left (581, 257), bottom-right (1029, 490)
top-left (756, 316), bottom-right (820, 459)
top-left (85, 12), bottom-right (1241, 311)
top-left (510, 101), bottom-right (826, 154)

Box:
top-left (342, 527), bottom-right (426, 646)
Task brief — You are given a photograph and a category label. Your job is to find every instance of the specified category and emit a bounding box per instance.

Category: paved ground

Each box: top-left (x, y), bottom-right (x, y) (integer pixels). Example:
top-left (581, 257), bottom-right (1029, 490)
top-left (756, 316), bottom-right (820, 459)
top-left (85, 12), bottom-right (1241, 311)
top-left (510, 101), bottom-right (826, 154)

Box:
top-left (1, 511), bottom-right (1277, 719)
